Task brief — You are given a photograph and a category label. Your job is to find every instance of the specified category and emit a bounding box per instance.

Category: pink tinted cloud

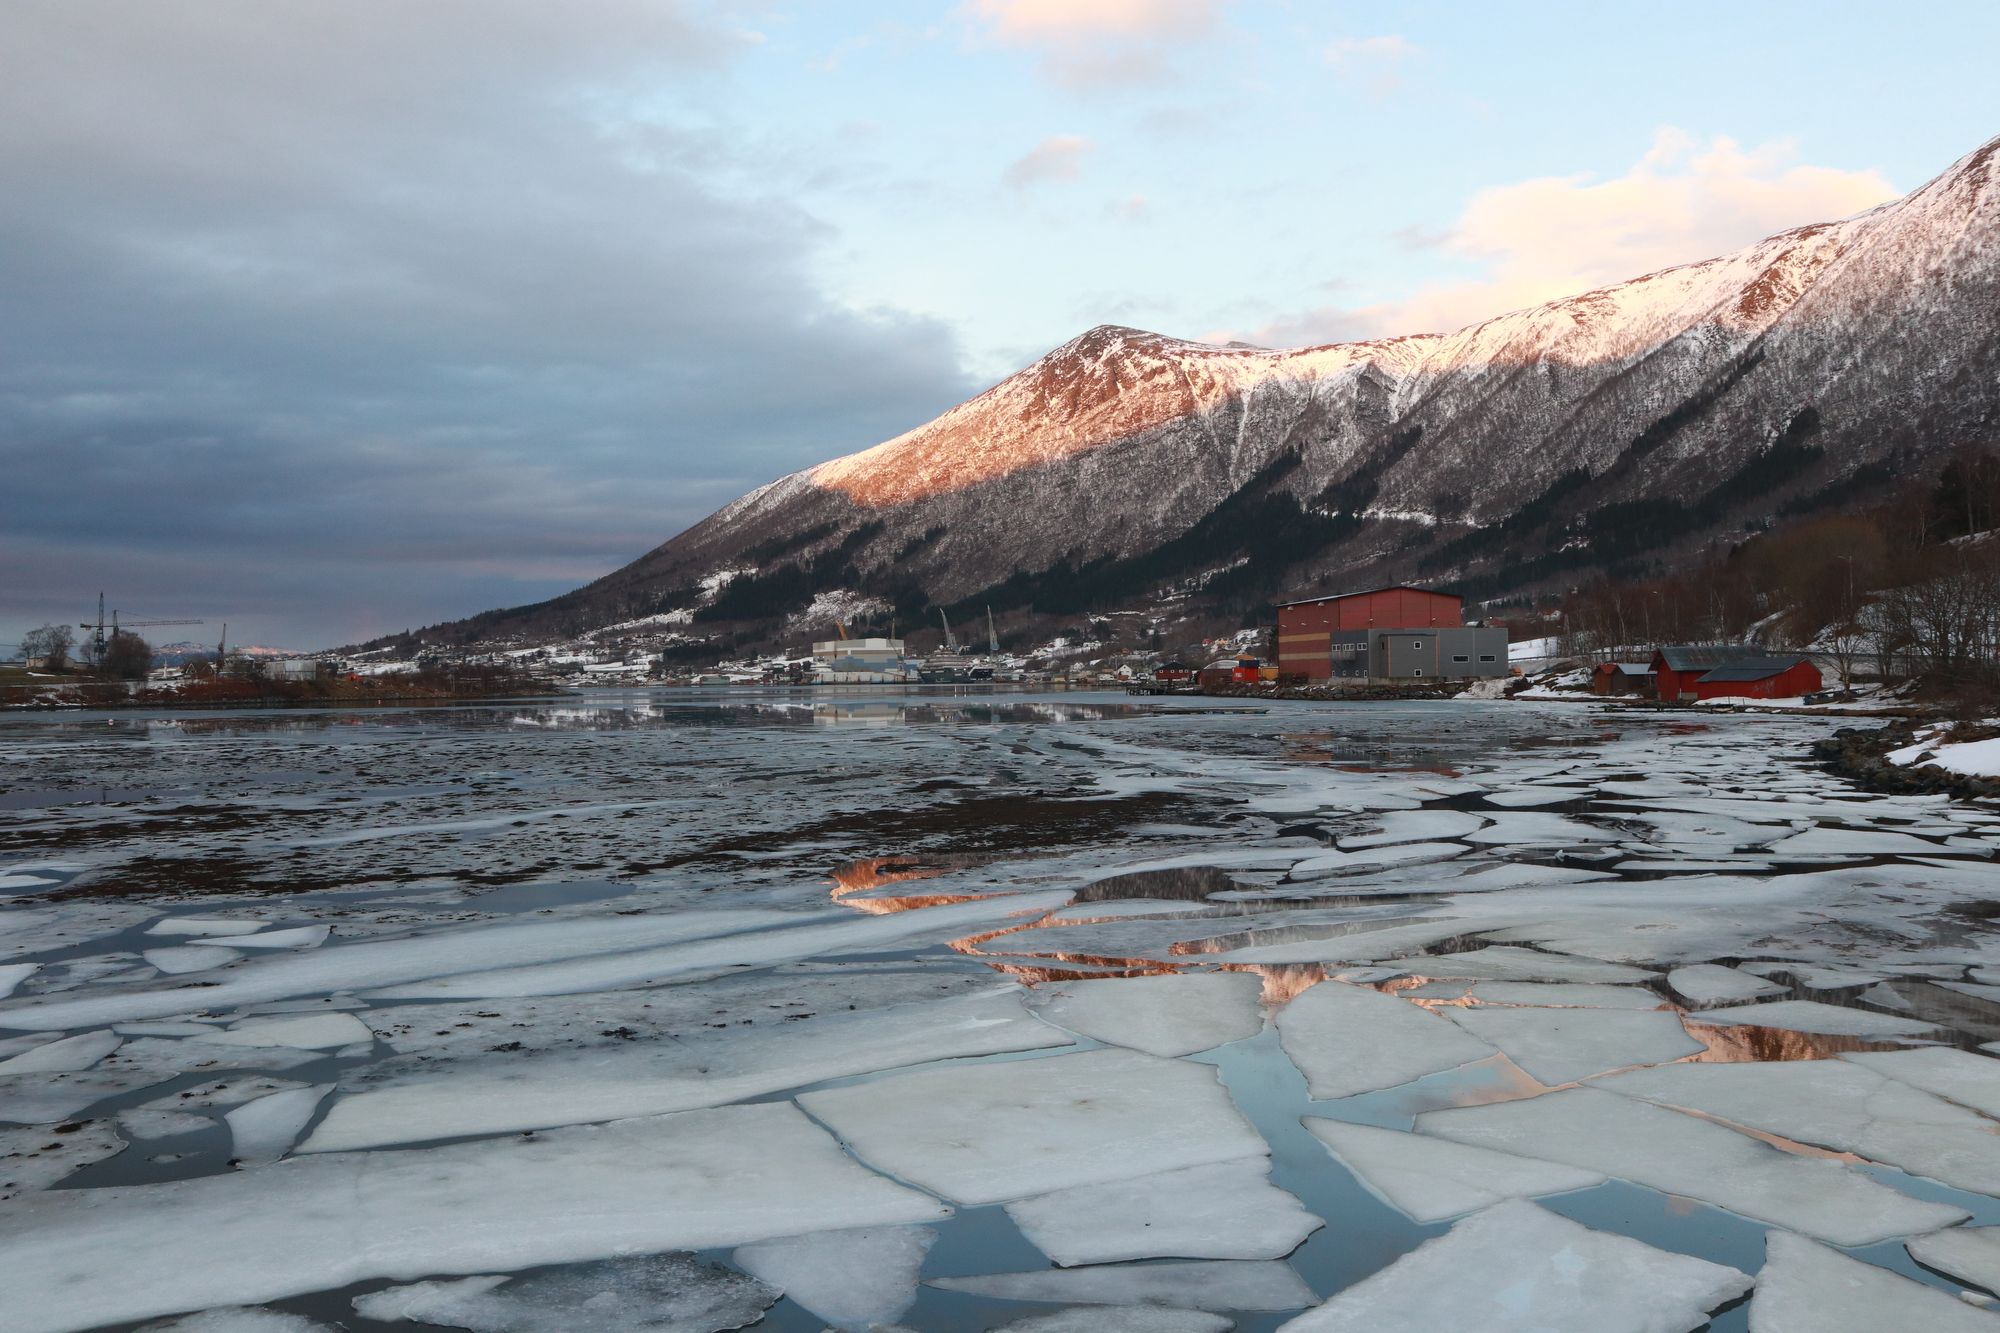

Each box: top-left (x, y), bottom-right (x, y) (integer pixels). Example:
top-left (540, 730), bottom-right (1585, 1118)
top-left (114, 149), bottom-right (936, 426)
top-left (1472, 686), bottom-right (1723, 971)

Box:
top-left (1004, 134), bottom-right (1093, 189)
top-left (963, 0), bottom-right (1224, 87)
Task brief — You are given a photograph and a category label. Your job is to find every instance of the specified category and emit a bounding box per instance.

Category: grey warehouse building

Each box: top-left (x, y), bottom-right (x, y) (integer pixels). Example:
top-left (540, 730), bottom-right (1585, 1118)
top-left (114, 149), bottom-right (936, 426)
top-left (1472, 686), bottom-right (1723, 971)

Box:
top-left (1327, 627), bottom-right (1509, 681)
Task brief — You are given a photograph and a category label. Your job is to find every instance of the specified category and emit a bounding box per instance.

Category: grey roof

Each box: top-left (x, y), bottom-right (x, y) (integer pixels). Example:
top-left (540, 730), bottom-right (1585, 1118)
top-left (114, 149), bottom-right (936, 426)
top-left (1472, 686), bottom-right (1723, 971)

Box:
top-left (1599, 662), bottom-right (1654, 675)
top-left (1275, 584), bottom-right (1460, 609)
top-left (1696, 661), bottom-right (1809, 683)
top-left (1655, 644), bottom-right (1784, 671)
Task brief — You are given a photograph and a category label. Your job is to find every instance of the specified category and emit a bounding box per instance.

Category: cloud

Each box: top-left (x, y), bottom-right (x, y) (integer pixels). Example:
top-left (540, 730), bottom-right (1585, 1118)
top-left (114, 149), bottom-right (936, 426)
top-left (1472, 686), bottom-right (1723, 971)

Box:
top-left (1241, 129), bottom-right (1901, 346)
top-left (963, 0), bottom-right (1223, 88)
top-left (0, 1), bottom-right (979, 650)
top-left (1004, 135), bottom-right (1094, 189)
top-left (1324, 35), bottom-right (1419, 97)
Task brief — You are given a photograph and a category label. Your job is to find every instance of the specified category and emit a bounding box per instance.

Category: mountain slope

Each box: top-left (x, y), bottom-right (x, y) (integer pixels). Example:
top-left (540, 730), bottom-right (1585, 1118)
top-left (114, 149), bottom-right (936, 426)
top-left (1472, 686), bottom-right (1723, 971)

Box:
top-left (398, 135), bottom-right (2000, 649)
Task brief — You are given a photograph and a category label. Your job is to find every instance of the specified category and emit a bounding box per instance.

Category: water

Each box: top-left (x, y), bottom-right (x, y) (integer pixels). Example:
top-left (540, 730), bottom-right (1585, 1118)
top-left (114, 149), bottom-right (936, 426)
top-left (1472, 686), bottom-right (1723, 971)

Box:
top-left (4, 688), bottom-right (2000, 1330)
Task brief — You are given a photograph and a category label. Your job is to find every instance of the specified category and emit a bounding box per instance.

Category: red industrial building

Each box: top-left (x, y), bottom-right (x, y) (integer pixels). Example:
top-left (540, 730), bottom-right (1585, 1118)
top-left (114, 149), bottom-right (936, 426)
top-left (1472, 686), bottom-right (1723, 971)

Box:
top-left (1276, 586), bottom-right (1463, 680)
top-left (1651, 646), bottom-right (1823, 702)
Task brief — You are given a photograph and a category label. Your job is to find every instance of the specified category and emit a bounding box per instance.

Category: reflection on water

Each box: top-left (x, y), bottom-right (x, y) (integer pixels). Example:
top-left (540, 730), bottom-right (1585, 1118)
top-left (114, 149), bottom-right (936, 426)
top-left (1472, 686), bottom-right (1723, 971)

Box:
top-left (826, 856), bottom-right (990, 915)
top-left (1072, 865), bottom-right (1253, 904)
top-left (1680, 1019), bottom-right (1918, 1063)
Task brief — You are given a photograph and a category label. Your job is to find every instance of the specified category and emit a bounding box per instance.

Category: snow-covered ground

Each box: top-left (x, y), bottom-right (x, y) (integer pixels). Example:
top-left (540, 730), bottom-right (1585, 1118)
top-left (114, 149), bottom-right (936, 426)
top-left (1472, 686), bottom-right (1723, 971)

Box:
top-left (1889, 722), bottom-right (2000, 778)
top-left (2, 693), bottom-right (1999, 1331)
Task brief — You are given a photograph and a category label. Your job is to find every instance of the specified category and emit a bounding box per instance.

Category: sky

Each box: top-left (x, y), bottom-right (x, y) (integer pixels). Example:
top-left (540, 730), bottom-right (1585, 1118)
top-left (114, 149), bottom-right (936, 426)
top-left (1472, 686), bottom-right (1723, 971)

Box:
top-left (3, 1), bottom-right (1997, 652)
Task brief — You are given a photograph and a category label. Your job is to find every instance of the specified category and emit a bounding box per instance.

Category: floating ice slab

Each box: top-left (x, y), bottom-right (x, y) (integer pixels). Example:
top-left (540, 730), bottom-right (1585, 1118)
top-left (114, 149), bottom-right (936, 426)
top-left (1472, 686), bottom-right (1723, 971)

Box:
top-left (303, 989), bottom-right (1070, 1151)
top-left (929, 1260), bottom-right (1314, 1312)
top-left (993, 1310), bottom-right (1232, 1333)
top-left (135, 1308), bottom-right (334, 1331)
top-left (1466, 813), bottom-right (1616, 845)
top-left (1006, 1156), bottom-right (1322, 1265)
top-left (0, 1029), bottom-right (121, 1074)
top-left (224, 1085), bottom-right (329, 1165)
top-left (1408, 947), bottom-right (1656, 984)
top-left (1415, 1087), bottom-right (1967, 1246)
top-left (1027, 973), bottom-right (1264, 1057)
top-left (1273, 1199), bottom-right (1749, 1332)
top-left (0, 964), bottom-right (38, 1000)
top-left (1465, 982), bottom-right (1663, 1010)
top-left (226, 927), bottom-right (330, 952)
top-left (798, 1048), bottom-right (1267, 1206)
top-left (142, 947), bottom-right (242, 976)
top-left (1275, 981), bottom-right (1496, 1100)
top-left (1766, 828), bottom-right (1955, 857)
top-left (1749, 1230), bottom-right (2000, 1332)
top-left (733, 1225), bottom-right (934, 1329)
top-left (0, 906), bottom-right (810, 1029)
top-left (1444, 1007), bottom-right (1702, 1085)
top-left (1596, 1059), bottom-right (2000, 1196)
top-left (1482, 788), bottom-right (1592, 808)
top-left (1844, 1048), bottom-right (2000, 1118)
top-left (1288, 843), bottom-right (1467, 880)
top-left (118, 1108), bottom-right (213, 1141)
top-left (1688, 1000), bottom-right (1940, 1037)
top-left (351, 1254), bottom-right (781, 1332)
top-left (0, 1068), bottom-right (180, 1124)
top-left (1338, 810), bottom-right (1488, 848)
top-left (1668, 964), bottom-right (1784, 1004)
top-left (209, 1014), bottom-right (374, 1051)
top-left (0, 1119), bottom-right (125, 1201)
top-left (1302, 1118), bottom-right (1602, 1223)
top-left (1909, 1226), bottom-right (2000, 1297)
top-left (0, 1101), bottom-right (946, 1333)
top-left (363, 892), bottom-right (1073, 1000)
top-left (146, 919), bottom-right (268, 938)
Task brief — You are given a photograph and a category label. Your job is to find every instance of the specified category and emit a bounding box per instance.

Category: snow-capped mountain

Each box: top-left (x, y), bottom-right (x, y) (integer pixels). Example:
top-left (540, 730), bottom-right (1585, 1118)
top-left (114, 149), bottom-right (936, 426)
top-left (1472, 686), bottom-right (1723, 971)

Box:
top-left (404, 135), bottom-right (1999, 648)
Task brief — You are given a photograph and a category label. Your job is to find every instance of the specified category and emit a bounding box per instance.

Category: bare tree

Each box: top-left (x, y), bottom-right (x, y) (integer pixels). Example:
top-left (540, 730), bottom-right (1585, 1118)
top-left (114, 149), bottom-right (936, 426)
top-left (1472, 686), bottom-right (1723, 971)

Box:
top-left (19, 623), bottom-right (74, 671)
top-left (99, 630), bottom-right (154, 681)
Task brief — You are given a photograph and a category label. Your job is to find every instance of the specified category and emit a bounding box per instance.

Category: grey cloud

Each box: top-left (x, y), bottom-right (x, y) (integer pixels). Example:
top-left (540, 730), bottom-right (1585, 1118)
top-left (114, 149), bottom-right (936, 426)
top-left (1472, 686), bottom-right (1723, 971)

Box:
top-left (0, 1), bottom-right (977, 650)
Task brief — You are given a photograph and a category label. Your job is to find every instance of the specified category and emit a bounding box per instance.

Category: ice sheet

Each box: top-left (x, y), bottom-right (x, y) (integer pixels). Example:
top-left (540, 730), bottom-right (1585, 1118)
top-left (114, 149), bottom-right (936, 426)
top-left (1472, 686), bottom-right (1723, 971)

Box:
top-left (1749, 1230), bottom-right (2000, 1332)
top-left (303, 989), bottom-right (1070, 1151)
top-left (1909, 1226), bottom-right (2000, 1297)
top-left (1337, 810), bottom-right (1488, 848)
top-left (1688, 1000), bottom-right (1940, 1037)
top-left (991, 1311), bottom-right (1232, 1333)
top-left (929, 1260), bottom-right (1315, 1312)
top-left (1027, 973), bottom-right (1264, 1057)
top-left (1005, 1156), bottom-right (1322, 1265)
top-left (0, 1029), bottom-right (122, 1074)
top-left (349, 1254), bottom-right (781, 1332)
top-left (0, 963), bottom-right (40, 999)
top-left (1667, 964), bottom-right (1784, 1004)
top-left (798, 1048), bottom-right (1268, 1206)
top-left (1415, 1086), bottom-right (1967, 1246)
top-left (1462, 982), bottom-right (1663, 1010)
top-left (1273, 1199), bottom-right (1750, 1332)
top-left (1407, 947), bottom-right (1656, 983)
top-left (1288, 843), bottom-right (1467, 879)
top-left (1843, 1047), bottom-right (2000, 1118)
top-left (209, 1014), bottom-right (375, 1050)
top-left (118, 1108), bottom-right (214, 1141)
top-left (1301, 1118), bottom-right (1603, 1223)
top-left (732, 1225), bottom-right (934, 1329)
top-left (1596, 1060), bottom-right (2000, 1196)
top-left (0, 1119), bottom-right (126, 1201)
top-left (226, 926), bottom-right (331, 951)
top-left (147, 919), bottom-right (268, 938)
top-left (134, 1309), bottom-right (334, 1331)
top-left (143, 947), bottom-right (243, 976)
top-left (1275, 981), bottom-right (1497, 1100)
top-left (1443, 1007), bottom-right (1703, 1085)
top-left (0, 1101), bottom-right (948, 1333)
top-left (224, 1085), bottom-right (330, 1165)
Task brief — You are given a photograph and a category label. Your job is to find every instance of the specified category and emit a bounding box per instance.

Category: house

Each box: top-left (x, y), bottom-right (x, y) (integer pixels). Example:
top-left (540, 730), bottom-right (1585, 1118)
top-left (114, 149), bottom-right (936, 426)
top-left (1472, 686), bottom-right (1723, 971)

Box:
top-left (1276, 585), bottom-right (1463, 680)
top-left (1650, 646), bottom-right (1822, 701)
top-left (1197, 657), bottom-right (1263, 690)
top-left (1153, 661), bottom-right (1193, 684)
top-left (1327, 627), bottom-right (1509, 682)
top-left (1591, 662), bottom-right (1655, 696)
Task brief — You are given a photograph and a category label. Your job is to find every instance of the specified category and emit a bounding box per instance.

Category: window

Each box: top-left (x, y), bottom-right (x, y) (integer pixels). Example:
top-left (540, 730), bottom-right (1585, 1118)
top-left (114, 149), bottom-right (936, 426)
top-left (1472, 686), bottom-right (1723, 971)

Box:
top-left (1411, 640), bottom-right (1423, 648)
top-left (1479, 654), bottom-right (1496, 662)
top-left (1412, 668), bottom-right (1425, 677)
top-left (1452, 654), bottom-right (1469, 663)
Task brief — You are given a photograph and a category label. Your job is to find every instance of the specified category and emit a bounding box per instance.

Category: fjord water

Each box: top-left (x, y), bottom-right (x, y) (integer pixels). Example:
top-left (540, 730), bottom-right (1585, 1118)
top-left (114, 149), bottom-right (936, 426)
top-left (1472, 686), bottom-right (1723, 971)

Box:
top-left (4, 689), bottom-right (2000, 1332)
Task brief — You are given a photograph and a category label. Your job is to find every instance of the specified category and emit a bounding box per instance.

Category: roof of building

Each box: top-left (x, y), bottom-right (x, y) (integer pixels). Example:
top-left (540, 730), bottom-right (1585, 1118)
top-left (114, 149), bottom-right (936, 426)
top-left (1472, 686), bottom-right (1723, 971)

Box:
top-left (1653, 644), bottom-right (1793, 670)
top-left (1275, 584), bottom-right (1461, 609)
top-left (1695, 660), bottom-right (1812, 683)
top-left (1596, 662), bottom-right (1654, 675)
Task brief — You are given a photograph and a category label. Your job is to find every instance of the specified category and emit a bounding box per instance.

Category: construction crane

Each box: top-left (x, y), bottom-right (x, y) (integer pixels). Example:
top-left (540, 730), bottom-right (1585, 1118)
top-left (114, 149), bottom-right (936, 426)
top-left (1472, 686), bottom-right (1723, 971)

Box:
top-left (80, 592), bottom-right (202, 661)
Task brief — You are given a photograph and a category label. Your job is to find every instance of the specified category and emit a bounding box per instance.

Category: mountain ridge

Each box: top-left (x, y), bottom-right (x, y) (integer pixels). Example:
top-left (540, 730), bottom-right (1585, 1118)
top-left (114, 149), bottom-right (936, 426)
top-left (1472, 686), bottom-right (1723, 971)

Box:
top-left (371, 134), bottom-right (1999, 653)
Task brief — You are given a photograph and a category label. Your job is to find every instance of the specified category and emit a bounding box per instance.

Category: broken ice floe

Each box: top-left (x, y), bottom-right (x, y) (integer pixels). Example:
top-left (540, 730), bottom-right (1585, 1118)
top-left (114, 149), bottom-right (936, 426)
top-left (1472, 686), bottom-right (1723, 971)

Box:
top-left (134, 1308), bottom-right (333, 1331)
top-left (0, 1119), bottom-right (126, 1201)
top-left (1301, 1116), bottom-right (1603, 1222)
top-left (1843, 1047), bottom-right (2000, 1118)
top-left (1688, 1000), bottom-right (1940, 1037)
top-left (1443, 1006), bottom-right (1701, 1085)
top-left (1909, 1226), bottom-right (2000, 1298)
top-left (142, 946), bottom-right (243, 976)
top-left (1749, 1229), bottom-right (2000, 1332)
top-left (224, 1085), bottom-right (330, 1165)
top-left (1026, 972), bottom-right (1264, 1057)
top-left (989, 1310), bottom-right (1233, 1333)
top-left (1004, 1156), bottom-right (1322, 1265)
top-left (798, 1047), bottom-right (1267, 1206)
top-left (351, 1253), bottom-right (781, 1332)
top-left (0, 1101), bottom-right (946, 1333)
top-left (731, 1224), bottom-right (933, 1330)
top-left (928, 1259), bottom-right (1315, 1312)
top-left (1271, 1199), bottom-right (1750, 1332)
top-left (1667, 963), bottom-right (1785, 1004)
top-left (0, 1029), bottom-right (122, 1074)
top-left (1415, 1086), bottom-right (1967, 1245)
top-left (209, 1013), bottom-right (374, 1050)
top-left (1275, 980), bottom-right (1497, 1100)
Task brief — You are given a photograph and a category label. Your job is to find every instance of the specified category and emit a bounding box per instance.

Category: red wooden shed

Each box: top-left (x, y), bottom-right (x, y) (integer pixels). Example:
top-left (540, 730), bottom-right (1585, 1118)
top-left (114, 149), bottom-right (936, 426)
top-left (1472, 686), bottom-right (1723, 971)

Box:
top-left (1276, 586), bottom-right (1463, 681)
top-left (1650, 646), bottom-right (1822, 701)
